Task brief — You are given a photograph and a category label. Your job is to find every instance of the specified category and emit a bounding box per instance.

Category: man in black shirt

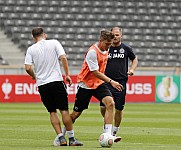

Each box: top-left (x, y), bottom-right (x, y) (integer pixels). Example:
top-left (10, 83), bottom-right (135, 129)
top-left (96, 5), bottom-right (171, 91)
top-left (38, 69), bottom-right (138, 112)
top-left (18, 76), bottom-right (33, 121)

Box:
top-left (100, 27), bottom-right (138, 140)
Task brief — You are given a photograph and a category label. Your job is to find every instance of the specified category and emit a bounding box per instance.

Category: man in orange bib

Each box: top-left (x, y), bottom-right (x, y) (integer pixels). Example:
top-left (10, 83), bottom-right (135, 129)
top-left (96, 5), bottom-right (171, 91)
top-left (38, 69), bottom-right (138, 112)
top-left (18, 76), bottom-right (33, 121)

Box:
top-left (68, 29), bottom-right (123, 142)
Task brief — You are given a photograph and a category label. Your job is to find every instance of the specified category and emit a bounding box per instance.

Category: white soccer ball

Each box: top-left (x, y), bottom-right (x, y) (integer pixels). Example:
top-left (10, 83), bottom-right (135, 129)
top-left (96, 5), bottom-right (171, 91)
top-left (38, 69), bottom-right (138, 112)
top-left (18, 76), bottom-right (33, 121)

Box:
top-left (98, 133), bottom-right (114, 148)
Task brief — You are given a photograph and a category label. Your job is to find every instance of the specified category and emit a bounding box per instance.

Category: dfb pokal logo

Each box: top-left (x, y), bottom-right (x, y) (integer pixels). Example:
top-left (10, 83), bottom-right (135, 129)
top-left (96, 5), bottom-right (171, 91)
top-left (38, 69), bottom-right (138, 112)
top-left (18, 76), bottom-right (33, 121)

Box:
top-left (157, 76), bottom-right (178, 102)
top-left (1, 79), bottom-right (12, 100)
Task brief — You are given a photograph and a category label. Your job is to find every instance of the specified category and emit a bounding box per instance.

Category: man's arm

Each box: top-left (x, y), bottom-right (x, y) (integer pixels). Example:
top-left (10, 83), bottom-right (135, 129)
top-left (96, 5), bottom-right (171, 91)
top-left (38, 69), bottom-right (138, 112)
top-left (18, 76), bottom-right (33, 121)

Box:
top-left (93, 70), bottom-right (123, 91)
top-left (128, 56), bottom-right (138, 76)
top-left (85, 49), bottom-right (123, 91)
top-left (59, 54), bottom-right (72, 86)
top-left (25, 64), bottom-right (36, 80)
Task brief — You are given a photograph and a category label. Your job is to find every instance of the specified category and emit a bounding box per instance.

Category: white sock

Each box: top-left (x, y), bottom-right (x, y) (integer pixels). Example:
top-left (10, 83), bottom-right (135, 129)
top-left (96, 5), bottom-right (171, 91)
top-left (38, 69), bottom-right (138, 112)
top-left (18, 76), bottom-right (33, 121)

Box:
top-left (57, 133), bottom-right (63, 137)
top-left (104, 124), bottom-right (112, 135)
top-left (67, 130), bottom-right (74, 139)
top-left (62, 126), bottom-right (66, 136)
top-left (112, 126), bottom-right (119, 136)
top-left (55, 133), bottom-right (63, 140)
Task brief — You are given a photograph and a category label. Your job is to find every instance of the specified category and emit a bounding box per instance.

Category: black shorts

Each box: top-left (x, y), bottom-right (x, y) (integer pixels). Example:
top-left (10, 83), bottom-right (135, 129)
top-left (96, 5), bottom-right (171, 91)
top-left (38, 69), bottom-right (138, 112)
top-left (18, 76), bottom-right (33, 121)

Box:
top-left (73, 83), bottom-right (112, 112)
top-left (38, 81), bottom-right (68, 112)
top-left (100, 81), bottom-right (126, 110)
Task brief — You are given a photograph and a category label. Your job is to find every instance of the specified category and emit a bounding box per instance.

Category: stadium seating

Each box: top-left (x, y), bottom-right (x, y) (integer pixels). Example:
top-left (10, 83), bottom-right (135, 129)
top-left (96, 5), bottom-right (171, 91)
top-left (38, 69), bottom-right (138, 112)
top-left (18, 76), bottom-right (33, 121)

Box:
top-left (0, 0), bottom-right (181, 67)
top-left (0, 54), bottom-right (9, 65)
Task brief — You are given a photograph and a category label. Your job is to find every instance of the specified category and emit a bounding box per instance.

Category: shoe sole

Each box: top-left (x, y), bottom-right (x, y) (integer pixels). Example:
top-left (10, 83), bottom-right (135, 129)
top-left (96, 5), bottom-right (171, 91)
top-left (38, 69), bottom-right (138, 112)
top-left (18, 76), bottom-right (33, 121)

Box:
top-left (53, 143), bottom-right (67, 146)
top-left (114, 137), bottom-right (121, 142)
top-left (53, 142), bottom-right (59, 146)
top-left (69, 144), bottom-right (83, 146)
top-left (60, 142), bottom-right (67, 146)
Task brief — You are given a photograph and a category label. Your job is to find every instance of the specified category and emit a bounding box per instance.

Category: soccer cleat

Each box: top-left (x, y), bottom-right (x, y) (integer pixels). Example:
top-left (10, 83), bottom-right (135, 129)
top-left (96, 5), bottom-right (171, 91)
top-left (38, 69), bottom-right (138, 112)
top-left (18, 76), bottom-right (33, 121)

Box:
top-left (59, 136), bottom-right (67, 146)
top-left (112, 131), bottom-right (117, 136)
top-left (69, 138), bottom-right (83, 146)
top-left (53, 136), bottom-right (67, 146)
top-left (113, 136), bottom-right (122, 142)
top-left (53, 136), bottom-right (60, 146)
top-left (53, 139), bottom-right (60, 146)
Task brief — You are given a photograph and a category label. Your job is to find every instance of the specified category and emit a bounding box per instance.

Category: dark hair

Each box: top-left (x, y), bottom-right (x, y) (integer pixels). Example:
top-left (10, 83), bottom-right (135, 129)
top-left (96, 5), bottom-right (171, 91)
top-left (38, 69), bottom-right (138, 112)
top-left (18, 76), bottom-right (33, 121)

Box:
top-left (100, 29), bottom-right (114, 41)
top-left (32, 27), bottom-right (44, 38)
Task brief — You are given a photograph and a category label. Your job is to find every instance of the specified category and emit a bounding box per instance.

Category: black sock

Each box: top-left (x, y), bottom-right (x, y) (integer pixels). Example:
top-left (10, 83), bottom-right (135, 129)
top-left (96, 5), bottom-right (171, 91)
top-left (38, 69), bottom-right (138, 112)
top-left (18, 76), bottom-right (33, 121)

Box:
top-left (69, 137), bottom-right (74, 141)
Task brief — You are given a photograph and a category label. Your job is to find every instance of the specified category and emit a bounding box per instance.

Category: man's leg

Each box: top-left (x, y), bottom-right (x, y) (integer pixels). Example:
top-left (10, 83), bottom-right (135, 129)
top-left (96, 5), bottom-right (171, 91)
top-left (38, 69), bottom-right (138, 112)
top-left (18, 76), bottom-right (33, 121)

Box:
top-left (63, 87), bottom-right (90, 135)
top-left (70, 111), bottom-right (82, 123)
top-left (100, 105), bottom-right (106, 118)
top-left (61, 110), bottom-right (73, 131)
top-left (53, 110), bottom-right (83, 146)
top-left (50, 112), bottom-right (62, 135)
top-left (102, 96), bottom-right (114, 135)
top-left (62, 110), bottom-right (82, 135)
top-left (61, 110), bottom-right (83, 146)
top-left (100, 105), bottom-right (122, 142)
top-left (113, 109), bottom-right (123, 134)
top-left (50, 112), bottom-right (67, 146)
top-left (100, 106), bottom-right (106, 131)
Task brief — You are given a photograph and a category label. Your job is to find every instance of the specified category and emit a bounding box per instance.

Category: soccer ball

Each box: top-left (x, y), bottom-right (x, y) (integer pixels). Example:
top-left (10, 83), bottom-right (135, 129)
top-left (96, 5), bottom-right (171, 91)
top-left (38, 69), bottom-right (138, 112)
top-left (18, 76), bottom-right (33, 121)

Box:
top-left (98, 133), bottom-right (114, 147)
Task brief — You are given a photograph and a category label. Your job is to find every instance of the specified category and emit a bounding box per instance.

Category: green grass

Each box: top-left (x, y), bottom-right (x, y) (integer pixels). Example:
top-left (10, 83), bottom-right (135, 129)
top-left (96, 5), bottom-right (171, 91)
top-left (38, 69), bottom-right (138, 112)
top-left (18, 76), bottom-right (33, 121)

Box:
top-left (0, 103), bottom-right (181, 150)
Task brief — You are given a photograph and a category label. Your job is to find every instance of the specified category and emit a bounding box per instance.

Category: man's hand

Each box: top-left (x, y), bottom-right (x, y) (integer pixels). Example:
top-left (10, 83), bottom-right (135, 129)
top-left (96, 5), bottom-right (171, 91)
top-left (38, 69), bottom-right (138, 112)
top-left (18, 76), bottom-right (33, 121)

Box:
top-left (127, 69), bottom-right (134, 76)
top-left (110, 80), bottom-right (124, 91)
top-left (65, 75), bottom-right (72, 87)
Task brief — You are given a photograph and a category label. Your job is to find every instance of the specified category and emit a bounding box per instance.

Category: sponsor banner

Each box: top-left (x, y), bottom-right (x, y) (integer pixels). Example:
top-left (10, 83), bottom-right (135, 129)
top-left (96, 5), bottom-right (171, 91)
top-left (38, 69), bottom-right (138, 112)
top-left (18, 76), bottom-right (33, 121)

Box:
top-left (0, 75), bottom-right (40, 102)
top-left (126, 76), bottom-right (155, 102)
top-left (0, 75), bottom-right (98, 103)
top-left (156, 76), bottom-right (180, 103)
top-left (0, 75), bottom-right (156, 103)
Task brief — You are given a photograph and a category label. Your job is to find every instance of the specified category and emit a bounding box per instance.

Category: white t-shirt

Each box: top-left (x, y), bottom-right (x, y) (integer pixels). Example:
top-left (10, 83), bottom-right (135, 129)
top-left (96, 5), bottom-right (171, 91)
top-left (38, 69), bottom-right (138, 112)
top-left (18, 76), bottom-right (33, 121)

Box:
top-left (25, 39), bottom-right (65, 86)
top-left (86, 43), bottom-right (107, 71)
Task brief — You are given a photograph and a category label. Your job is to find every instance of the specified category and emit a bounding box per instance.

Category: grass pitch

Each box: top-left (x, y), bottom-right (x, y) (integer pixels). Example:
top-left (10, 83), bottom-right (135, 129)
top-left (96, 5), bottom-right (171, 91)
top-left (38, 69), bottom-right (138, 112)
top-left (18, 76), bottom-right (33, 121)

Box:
top-left (0, 103), bottom-right (181, 150)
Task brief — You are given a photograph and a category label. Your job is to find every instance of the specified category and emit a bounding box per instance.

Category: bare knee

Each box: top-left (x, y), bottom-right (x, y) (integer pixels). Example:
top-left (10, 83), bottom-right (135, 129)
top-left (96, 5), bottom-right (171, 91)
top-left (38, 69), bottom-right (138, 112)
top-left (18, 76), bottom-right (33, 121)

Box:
top-left (50, 112), bottom-right (58, 118)
top-left (109, 99), bottom-right (115, 107)
top-left (102, 96), bottom-right (115, 109)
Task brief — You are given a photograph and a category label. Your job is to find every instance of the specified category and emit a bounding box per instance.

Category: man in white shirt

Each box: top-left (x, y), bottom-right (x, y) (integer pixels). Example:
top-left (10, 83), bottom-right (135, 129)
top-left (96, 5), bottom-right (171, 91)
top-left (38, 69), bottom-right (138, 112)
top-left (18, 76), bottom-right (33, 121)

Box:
top-left (24, 27), bottom-right (83, 146)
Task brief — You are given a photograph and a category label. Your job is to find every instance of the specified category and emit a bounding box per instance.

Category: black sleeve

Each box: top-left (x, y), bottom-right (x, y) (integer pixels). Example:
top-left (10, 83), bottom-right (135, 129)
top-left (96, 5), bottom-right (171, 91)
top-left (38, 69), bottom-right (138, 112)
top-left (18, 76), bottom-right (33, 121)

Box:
top-left (127, 46), bottom-right (136, 61)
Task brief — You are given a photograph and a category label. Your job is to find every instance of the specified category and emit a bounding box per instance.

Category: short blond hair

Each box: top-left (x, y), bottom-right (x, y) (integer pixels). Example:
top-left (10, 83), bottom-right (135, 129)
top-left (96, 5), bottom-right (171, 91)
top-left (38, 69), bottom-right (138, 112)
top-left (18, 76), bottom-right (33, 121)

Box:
top-left (100, 29), bottom-right (115, 41)
top-left (111, 27), bottom-right (122, 34)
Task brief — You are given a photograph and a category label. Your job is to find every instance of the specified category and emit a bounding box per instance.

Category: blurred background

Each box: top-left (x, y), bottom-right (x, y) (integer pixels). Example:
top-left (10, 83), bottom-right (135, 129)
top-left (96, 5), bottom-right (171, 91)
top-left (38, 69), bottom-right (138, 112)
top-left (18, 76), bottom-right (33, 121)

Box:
top-left (0, 2), bottom-right (180, 148)
top-left (0, 0), bottom-right (180, 103)
top-left (0, 0), bottom-right (180, 74)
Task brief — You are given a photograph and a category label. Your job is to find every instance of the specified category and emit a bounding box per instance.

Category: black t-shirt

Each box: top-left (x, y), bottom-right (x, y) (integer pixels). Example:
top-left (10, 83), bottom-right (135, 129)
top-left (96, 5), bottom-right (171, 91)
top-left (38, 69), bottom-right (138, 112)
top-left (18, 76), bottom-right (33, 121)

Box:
top-left (105, 43), bottom-right (136, 82)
